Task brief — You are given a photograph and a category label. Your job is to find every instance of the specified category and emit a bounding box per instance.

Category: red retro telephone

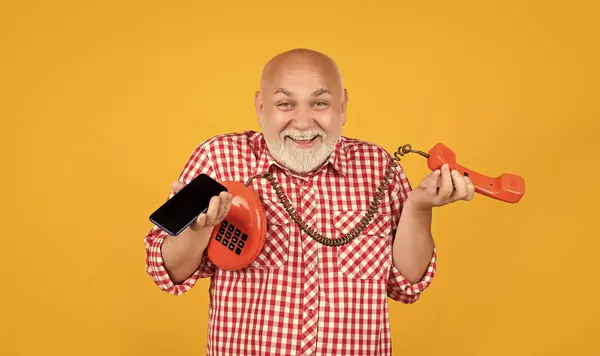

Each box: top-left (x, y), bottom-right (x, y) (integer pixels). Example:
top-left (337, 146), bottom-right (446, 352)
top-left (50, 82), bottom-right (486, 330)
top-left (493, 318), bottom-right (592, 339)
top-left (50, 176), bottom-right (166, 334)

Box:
top-left (205, 142), bottom-right (526, 271)
top-left (206, 180), bottom-right (267, 271)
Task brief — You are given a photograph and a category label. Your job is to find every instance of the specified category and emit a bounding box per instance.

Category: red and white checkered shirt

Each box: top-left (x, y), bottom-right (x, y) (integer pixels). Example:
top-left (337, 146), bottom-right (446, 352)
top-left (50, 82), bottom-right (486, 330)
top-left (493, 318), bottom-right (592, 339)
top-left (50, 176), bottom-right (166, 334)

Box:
top-left (144, 131), bottom-right (436, 355)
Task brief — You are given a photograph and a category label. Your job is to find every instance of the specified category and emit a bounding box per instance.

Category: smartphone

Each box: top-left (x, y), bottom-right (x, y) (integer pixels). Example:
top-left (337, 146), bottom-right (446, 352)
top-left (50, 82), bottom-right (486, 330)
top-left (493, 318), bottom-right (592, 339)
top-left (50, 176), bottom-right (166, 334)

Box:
top-left (149, 173), bottom-right (228, 236)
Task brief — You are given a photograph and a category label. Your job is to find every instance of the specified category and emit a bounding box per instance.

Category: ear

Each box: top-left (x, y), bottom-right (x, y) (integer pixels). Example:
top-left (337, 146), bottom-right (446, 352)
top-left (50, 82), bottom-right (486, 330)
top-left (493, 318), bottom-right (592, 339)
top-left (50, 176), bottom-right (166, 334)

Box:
top-left (341, 88), bottom-right (349, 126)
top-left (254, 91), bottom-right (263, 123)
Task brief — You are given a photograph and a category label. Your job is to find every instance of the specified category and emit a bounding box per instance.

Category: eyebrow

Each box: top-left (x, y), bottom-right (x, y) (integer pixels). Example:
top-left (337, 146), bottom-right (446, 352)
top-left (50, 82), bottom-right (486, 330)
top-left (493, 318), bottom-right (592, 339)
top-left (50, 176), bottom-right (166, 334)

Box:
top-left (272, 88), bottom-right (332, 97)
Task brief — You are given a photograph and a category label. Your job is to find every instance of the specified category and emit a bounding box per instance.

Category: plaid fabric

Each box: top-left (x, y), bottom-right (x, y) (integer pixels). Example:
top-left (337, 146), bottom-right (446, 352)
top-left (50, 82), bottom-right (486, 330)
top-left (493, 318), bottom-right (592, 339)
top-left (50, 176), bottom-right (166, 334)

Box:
top-left (144, 131), bottom-right (436, 355)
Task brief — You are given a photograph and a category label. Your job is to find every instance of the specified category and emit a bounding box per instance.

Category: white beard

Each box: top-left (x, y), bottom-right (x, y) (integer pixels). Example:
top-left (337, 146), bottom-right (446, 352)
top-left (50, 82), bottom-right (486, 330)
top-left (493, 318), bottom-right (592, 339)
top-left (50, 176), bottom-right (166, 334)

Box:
top-left (265, 128), bottom-right (338, 174)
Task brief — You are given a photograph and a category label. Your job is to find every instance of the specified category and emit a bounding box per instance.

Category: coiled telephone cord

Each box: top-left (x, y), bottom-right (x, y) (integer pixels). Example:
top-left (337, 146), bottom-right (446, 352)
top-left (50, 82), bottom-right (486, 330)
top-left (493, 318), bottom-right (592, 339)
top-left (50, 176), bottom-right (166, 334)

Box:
top-left (244, 144), bottom-right (429, 247)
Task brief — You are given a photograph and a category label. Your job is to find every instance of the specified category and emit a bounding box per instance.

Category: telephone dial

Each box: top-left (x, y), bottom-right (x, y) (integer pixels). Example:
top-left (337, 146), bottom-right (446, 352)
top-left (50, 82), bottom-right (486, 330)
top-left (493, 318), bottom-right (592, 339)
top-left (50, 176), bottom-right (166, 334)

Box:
top-left (206, 142), bottom-right (526, 271)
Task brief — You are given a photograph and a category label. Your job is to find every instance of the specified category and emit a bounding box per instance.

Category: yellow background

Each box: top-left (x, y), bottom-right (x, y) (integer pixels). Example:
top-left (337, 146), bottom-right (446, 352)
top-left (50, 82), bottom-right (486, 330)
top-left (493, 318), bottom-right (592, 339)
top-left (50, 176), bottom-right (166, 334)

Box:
top-left (2, 0), bottom-right (598, 355)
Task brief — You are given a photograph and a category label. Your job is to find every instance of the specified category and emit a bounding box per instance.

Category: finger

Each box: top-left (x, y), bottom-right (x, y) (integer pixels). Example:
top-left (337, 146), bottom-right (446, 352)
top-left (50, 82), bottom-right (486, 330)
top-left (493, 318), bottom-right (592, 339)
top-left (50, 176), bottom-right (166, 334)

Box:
top-left (204, 196), bottom-right (221, 226)
top-left (224, 193), bottom-right (234, 217)
top-left (422, 169), bottom-right (441, 194)
top-left (450, 170), bottom-right (468, 201)
top-left (418, 168), bottom-right (438, 188)
top-left (172, 181), bottom-right (185, 194)
top-left (220, 193), bottom-right (233, 221)
top-left (215, 192), bottom-right (229, 222)
top-left (437, 164), bottom-right (453, 198)
top-left (192, 213), bottom-right (207, 230)
top-left (465, 176), bottom-right (475, 200)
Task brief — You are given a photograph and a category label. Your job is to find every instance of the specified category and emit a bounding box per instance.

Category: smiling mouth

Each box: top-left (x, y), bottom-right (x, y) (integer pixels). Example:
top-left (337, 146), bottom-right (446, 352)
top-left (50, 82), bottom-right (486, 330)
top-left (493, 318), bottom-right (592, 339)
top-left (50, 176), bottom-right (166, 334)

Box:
top-left (287, 136), bottom-right (319, 143)
top-left (285, 136), bottom-right (322, 148)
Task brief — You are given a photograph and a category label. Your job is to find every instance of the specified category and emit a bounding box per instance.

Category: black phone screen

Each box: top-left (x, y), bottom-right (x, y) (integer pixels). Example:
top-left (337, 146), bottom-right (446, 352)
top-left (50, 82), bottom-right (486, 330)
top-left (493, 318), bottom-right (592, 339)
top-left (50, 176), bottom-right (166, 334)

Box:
top-left (149, 173), bottom-right (228, 236)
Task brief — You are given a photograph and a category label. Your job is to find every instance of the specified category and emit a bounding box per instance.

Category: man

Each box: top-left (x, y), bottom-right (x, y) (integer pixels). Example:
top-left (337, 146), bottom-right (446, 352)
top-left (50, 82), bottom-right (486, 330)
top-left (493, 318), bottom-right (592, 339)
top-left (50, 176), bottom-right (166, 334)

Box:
top-left (144, 48), bottom-right (474, 355)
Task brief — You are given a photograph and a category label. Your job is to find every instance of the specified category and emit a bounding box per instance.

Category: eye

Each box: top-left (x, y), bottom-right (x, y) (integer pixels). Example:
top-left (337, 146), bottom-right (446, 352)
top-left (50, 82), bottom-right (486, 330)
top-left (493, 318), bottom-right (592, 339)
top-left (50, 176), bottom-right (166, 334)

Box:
top-left (312, 101), bottom-right (329, 108)
top-left (276, 101), bottom-right (294, 110)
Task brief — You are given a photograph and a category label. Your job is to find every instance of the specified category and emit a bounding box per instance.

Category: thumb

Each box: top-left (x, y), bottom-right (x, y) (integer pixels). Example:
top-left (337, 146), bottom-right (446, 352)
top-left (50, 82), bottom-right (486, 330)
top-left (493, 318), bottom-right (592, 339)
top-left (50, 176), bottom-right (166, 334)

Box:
top-left (419, 169), bottom-right (440, 190)
top-left (172, 181), bottom-right (186, 194)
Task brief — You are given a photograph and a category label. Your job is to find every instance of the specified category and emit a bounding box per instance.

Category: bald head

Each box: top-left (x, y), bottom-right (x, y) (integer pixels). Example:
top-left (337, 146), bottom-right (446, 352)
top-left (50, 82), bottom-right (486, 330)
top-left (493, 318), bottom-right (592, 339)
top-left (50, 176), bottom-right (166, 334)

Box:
top-left (259, 48), bottom-right (344, 95)
top-left (254, 48), bottom-right (348, 175)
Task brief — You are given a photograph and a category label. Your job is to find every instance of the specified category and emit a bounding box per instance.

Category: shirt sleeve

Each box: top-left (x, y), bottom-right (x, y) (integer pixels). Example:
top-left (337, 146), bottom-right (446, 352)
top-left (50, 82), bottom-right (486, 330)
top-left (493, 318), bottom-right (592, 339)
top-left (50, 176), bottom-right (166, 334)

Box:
top-left (386, 161), bottom-right (437, 304)
top-left (143, 144), bottom-right (218, 296)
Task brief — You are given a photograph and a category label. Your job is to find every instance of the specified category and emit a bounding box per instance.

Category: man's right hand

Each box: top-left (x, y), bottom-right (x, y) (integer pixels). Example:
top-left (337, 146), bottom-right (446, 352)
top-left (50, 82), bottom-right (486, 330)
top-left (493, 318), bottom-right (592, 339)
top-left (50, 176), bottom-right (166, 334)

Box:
top-left (172, 181), bottom-right (233, 234)
top-left (161, 180), bottom-right (233, 284)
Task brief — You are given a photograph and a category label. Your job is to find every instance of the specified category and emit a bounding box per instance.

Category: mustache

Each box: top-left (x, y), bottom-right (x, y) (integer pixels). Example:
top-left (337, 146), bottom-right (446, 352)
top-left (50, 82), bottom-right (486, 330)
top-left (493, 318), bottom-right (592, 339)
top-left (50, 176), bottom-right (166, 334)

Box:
top-left (279, 128), bottom-right (327, 139)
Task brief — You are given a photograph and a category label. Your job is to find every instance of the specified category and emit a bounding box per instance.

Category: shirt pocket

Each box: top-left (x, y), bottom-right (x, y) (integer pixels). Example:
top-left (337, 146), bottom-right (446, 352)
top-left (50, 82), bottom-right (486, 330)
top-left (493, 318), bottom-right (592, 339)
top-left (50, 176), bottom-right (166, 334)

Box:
top-left (249, 200), bottom-right (291, 270)
top-left (332, 210), bottom-right (393, 280)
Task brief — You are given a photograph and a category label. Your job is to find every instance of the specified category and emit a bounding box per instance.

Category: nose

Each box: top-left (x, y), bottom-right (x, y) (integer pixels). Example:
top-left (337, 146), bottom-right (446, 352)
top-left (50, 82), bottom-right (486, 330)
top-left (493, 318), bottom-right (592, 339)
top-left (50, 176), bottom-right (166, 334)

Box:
top-left (291, 106), bottom-right (315, 129)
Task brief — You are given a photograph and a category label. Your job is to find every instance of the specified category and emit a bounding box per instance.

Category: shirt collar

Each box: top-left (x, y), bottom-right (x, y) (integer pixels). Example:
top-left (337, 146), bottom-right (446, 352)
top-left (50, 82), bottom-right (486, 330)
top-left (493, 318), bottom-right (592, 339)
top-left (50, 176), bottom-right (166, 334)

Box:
top-left (251, 132), bottom-right (348, 178)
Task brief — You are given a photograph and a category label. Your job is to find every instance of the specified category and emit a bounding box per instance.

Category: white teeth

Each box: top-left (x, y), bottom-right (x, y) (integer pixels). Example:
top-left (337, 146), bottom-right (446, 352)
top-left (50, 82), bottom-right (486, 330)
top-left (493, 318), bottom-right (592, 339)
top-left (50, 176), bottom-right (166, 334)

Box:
top-left (288, 135), bottom-right (316, 141)
top-left (282, 130), bottom-right (324, 141)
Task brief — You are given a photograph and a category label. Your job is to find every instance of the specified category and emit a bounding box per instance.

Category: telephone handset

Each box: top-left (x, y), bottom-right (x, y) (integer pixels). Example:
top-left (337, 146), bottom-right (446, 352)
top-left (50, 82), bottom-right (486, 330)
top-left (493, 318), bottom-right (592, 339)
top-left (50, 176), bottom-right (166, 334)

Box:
top-left (397, 143), bottom-right (526, 204)
top-left (206, 142), bottom-right (526, 271)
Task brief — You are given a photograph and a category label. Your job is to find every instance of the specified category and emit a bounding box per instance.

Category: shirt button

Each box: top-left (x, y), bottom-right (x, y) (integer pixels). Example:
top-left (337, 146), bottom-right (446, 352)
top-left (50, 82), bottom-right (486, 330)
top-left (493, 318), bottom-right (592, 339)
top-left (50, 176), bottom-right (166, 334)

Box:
top-left (307, 309), bottom-right (316, 317)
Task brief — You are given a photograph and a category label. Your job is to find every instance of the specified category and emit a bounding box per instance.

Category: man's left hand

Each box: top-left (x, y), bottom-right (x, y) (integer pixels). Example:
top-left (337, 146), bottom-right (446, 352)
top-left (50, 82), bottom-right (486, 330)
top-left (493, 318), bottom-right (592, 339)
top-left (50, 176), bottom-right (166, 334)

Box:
top-left (406, 163), bottom-right (475, 211)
